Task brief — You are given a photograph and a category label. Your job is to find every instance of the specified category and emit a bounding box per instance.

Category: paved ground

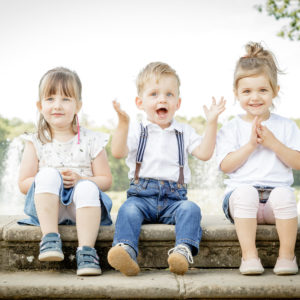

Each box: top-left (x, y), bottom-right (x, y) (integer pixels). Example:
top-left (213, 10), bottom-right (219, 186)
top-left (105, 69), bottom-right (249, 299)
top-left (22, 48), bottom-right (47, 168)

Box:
top-left (1, 269), bottom-right (300, 299)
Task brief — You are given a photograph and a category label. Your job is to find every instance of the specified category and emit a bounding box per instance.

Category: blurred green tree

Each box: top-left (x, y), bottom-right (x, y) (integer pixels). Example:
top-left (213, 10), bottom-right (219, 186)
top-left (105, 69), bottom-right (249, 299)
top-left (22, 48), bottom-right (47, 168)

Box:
top-left (256, 0), bottom-right (300, 41)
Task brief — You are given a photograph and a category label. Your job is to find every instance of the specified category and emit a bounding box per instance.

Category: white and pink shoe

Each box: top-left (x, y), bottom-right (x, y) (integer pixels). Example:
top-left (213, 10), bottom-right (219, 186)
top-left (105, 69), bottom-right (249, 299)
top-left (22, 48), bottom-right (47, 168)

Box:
top-left (273, 257), bottom-right (298, 275)
top-left (239, 257), bottom-right (264, 275)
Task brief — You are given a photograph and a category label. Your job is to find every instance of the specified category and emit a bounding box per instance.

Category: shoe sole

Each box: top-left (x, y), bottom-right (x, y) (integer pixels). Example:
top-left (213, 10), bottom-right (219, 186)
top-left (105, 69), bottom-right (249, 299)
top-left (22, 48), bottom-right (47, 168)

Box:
top-left (168, 253), bottom-right (188, 275)
top-left (240, 271), bottom-right (264, 275)
top-left (39, 251), bottom-right (64, 262)
top-left (77, 268), bottom-right (102, 276)
top-left (240, 269), bottom-right (264, 275)
top-left (273, 270), bottom-right (298, 275)
top-left (107, 246), bottom-right (140, 276)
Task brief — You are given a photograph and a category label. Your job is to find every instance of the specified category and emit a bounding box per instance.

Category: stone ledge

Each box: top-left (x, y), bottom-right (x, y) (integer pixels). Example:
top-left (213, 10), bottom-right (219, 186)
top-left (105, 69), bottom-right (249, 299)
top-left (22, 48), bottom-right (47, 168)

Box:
top-left (1, 215), bottom-right (300, 271)
top-left (3, 214), bottom-right (300, 242)
top-left (0, 215), bottom-right (17, 241)
top-left (0, 269), bottom-right (300, 299)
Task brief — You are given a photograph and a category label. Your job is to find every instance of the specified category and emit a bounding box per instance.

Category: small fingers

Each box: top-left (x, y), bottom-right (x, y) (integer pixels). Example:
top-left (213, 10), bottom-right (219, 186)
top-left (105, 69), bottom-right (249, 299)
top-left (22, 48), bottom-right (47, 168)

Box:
top-left (112, 99), bottom-right (121, 111)
top-left (214, 97), bottom-right (226, 113)
top-left (218, 96), bottom-right (224, 104)
top-left (203, 105), bottom-right (208, 115)
top-left (257, 137), bottom-right (264, 144)
top-left (252, 116), bottom-right (258, 128)
top-left (63, 181), bottom-right (74, 188)
top-left (218, 106), bottom-right (226, 114)
top-left (62, 174), bottom-right (73, 181)
top-left (218, 98), bottom-right (226, 110)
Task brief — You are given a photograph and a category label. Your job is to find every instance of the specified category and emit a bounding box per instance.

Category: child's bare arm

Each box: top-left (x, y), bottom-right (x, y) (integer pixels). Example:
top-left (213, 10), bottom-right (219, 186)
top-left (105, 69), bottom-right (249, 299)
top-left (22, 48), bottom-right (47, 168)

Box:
top-left (220, 117), bottom-right (258, 173)
top-left (270, 143), bottom-right (300, 170)
top-left (192, 97), bottom-right (226, 161)
top-left (18, 141), bottom-right (39, 194)
top-left (88, 149), bottom-right (112, 191)
top-left (220, 143), bottom-right (257, 173)
top-left (111, 100), bottom-right (129, 158)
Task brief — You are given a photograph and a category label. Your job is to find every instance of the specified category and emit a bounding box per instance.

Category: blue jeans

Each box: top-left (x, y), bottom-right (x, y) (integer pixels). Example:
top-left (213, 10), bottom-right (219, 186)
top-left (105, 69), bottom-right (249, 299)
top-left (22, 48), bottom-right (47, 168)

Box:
top-left (113, 178), bottom-right (202, 256)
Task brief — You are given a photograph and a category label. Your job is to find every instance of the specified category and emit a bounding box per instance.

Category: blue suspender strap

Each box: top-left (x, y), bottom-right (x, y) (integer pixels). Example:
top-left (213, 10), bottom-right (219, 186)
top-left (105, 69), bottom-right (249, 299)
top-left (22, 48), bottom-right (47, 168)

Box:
top-left (136, 124), bottom-right (148, 163)
top-left (175, 129), bottom-right (185, 186)
top-left (134, 124), bottom-right (148, 183)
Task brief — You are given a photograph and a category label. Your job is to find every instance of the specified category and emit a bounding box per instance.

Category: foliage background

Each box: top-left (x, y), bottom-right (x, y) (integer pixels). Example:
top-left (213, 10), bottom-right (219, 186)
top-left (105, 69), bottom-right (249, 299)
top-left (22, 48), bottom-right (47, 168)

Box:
top-left (257, 0), bottom-right (300, 41)
top-left (0, 114), bottom-right (299, 192)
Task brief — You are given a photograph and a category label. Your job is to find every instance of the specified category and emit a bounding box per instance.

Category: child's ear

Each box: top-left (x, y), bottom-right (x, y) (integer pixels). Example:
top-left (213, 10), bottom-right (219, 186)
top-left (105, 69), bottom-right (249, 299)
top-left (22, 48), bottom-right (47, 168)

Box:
top-left (176, 98), bottom-right (182, 110)
top-left (135, 96), bottom-right (143, 110)
top-left (36, 101), bottom-right (42, 112)
top-left (76, 101), bottom-right (82, 113)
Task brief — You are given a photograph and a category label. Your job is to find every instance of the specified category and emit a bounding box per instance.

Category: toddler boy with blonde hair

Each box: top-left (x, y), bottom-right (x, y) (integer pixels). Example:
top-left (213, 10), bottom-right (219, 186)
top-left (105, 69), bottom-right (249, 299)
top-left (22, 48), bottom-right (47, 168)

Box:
top-left (108, 62), bottom-right (225, 276)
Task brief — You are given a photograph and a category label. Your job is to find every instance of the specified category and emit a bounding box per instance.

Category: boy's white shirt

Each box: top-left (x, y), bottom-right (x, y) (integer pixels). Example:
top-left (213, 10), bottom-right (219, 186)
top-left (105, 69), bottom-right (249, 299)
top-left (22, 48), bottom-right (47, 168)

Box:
top-left (216, 113), bottom-right (300, 193)
top-left (22, 127), bottom-right (109, 177)
top-left (126, 119), bottom-right (202, 184)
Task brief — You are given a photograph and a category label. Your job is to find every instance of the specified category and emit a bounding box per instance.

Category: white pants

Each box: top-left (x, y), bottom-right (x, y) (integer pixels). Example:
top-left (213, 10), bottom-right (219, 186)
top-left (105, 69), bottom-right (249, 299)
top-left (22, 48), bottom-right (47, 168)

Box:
top-left (229, 185), bottom-right (297, 224)
top-left (34, 167), bottom-right (101, 223)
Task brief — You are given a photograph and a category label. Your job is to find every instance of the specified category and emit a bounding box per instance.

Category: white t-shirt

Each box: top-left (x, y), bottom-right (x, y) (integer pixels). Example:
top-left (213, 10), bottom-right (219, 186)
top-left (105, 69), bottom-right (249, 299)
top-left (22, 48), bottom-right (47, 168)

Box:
top-left (22, 127), bottom-right (109, 177)
top-left (126, 119), bottom-right (202, 183)
top-left (216, 113), bottom-right (300, 193)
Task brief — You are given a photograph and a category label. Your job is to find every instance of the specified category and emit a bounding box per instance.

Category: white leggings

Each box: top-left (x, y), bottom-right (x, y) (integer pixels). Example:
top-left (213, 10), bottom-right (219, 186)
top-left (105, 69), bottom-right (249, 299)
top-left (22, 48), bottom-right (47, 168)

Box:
top-left (229, 185), bottom-right (297, 224)
top-left (34, 167), bottom-right (101, 223)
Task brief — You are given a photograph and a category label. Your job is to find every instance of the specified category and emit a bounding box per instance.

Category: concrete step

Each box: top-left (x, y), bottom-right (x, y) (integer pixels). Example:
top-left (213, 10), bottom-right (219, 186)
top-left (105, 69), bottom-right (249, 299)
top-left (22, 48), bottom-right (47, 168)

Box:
top-left (1, 214), bottom-right (300, 271)
top-left (1, 269), bottom-right (300, 299)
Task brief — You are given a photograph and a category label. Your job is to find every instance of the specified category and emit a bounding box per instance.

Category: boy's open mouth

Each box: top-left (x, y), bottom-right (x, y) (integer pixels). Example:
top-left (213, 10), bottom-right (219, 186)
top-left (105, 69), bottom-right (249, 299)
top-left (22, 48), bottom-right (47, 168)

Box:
top-left (156, 108), bottom-right (168, 117)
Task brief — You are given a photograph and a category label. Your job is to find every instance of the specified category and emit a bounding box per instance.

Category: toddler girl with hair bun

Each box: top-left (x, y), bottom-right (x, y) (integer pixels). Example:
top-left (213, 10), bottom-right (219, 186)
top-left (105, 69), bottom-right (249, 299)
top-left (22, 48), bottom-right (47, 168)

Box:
top-left (217, 42), bottom-right (300, 275)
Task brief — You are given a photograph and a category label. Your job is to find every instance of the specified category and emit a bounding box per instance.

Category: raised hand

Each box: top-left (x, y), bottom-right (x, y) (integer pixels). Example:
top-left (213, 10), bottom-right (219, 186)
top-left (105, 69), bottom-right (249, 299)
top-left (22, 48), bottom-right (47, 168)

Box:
top-left (113, 100), bottom-right (130, 124)
top-left (203, 97), bottom-right (226, 123)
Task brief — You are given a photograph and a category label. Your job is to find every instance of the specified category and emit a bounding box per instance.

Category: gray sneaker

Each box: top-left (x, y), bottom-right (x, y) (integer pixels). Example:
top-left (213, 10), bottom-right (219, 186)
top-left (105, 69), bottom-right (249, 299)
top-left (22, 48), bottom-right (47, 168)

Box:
top-left (76, 246), bottom-right (101, 276)
top-left (38, 232), bottom-right (64, 261)
top-left (107, 243), bottom-right (140, 276)
top-left (168, 244), bottom-right (193, 275)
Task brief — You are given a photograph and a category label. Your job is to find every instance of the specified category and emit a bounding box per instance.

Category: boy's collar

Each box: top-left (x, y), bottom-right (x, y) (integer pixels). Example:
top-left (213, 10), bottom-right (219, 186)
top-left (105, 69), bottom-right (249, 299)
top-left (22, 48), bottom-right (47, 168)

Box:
top-left (142, 119), bottom-right (182, 131)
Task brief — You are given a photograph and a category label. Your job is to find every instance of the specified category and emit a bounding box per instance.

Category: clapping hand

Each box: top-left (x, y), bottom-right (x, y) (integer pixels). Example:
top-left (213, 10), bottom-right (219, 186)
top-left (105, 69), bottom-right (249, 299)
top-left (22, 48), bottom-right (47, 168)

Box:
top-left (256, 122), bottom-right (276, 149)
top-left (248, 117), bottom-right (277, 150)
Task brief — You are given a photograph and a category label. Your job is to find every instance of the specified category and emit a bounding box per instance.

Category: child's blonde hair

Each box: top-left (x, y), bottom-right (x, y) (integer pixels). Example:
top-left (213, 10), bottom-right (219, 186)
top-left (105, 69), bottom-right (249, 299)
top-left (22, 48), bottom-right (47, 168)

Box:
top-left (136, 62), bottom-right (181, 96)
top-left (37, 67), bottom-right (82, 143)
top-left (234, 42), bottom-right (281, 96)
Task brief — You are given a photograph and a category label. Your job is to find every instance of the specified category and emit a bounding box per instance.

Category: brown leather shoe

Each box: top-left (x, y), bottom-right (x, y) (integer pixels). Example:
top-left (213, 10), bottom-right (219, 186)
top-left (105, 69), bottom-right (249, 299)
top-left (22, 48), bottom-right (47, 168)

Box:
top-left (167, 244), bottom-right (193, 275)
top-left (107, 243), bottom-right (140, 276)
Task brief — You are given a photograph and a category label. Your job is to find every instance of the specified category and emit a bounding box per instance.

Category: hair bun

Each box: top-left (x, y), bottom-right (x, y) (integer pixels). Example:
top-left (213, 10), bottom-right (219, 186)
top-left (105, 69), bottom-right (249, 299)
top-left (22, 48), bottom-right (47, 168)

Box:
top-left (245, 42), bottom-right (267, 58)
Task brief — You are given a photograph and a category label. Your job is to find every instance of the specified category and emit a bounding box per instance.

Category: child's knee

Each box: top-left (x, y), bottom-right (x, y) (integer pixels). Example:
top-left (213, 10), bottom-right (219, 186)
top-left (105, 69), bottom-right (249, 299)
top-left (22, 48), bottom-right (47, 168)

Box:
top-left (35, 167), bottom-right (61, 195)
top-left (268, 187), bottom-right (297, 219)
top-left (229, 185), bottom-right (259, 218)
top-left (116, 199), bottom-right (145, 222)
top-left (119, 201), bottom-right (139, 216)
top-left (178, 201), bottom-right (201, 218)
top-left (73, 180), bottom-right (100, 209)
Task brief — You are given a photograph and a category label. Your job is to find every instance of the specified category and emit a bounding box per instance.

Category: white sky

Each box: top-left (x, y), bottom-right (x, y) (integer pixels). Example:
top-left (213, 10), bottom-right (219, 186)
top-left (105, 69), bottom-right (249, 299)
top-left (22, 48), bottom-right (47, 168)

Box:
top-left (1, 0), bottom-right (300, 127)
